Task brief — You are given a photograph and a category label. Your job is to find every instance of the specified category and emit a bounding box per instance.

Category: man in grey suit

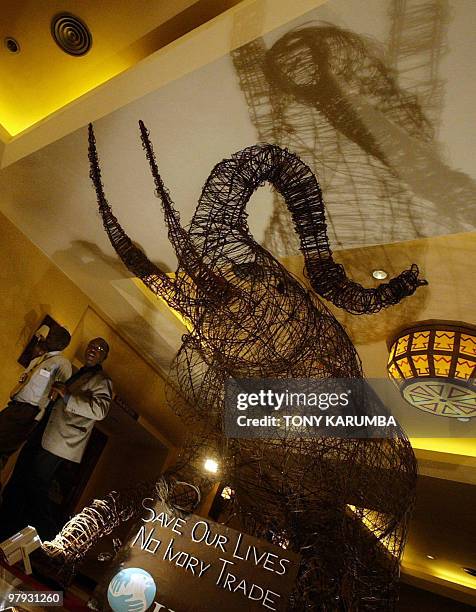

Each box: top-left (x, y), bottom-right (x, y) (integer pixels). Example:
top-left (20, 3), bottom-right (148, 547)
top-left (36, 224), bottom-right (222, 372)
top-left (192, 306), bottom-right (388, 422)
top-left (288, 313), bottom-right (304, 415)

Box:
top-left (0, 338), bottom-right (113, 541)
top-left (43, 337), bottom-right (112, 464)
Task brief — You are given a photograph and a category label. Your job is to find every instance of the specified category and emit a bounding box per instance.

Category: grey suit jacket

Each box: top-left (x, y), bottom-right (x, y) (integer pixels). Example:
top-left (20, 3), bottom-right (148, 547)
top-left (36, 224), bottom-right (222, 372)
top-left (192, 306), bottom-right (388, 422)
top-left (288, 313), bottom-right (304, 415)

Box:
top-left (41, 368), bottom-right (113, 463)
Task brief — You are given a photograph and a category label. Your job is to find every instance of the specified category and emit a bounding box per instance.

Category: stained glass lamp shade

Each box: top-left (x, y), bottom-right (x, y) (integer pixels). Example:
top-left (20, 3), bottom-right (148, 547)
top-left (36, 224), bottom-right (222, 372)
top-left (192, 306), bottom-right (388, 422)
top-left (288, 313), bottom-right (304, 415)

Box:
top-left (387, 321), bottom-right (476, 418)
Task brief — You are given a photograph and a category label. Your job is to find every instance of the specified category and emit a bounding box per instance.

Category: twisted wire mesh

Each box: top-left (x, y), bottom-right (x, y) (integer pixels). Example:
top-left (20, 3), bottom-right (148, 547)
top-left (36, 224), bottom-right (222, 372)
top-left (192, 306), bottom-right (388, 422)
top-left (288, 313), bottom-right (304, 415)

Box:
top-left (42, 479), bottom-right (200, 564)
top-left (76, 126), bottom-right (423, 609)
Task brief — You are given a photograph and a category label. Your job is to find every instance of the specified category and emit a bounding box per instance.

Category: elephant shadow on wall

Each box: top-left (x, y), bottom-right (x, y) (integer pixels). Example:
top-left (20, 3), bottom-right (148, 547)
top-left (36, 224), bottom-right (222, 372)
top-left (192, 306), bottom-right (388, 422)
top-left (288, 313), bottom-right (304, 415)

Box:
top-left (231, 20), bottom-right (475, 257)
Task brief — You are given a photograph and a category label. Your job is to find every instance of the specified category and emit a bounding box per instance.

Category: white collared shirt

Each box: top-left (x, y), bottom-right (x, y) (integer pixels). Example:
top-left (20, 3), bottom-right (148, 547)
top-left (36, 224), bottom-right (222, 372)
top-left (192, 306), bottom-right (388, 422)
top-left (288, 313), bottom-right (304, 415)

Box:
top-left (13, 351), bottom-right (72, 418)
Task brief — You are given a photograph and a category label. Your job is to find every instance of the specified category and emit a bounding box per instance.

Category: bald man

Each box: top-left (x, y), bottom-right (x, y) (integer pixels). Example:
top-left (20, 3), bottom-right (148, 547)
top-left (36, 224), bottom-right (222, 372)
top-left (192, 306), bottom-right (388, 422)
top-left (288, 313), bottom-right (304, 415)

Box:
top-left (43, 337), bottom-right (112, 463)
top-left (0, 338), bottom-right (113, 541)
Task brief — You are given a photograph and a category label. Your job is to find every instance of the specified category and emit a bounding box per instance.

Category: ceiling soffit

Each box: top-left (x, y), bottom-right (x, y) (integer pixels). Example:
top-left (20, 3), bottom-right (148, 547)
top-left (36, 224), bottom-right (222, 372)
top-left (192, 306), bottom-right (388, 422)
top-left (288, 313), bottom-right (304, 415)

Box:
top-left (0, 0), bottom-right (328, 168)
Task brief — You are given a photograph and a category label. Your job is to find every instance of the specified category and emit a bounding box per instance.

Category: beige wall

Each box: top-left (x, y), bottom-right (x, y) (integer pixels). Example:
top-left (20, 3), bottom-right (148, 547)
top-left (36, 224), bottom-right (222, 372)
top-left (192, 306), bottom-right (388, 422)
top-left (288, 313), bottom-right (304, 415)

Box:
top-left (0, 211), bottom-right (90, 405)
top-left (0, 210), bottom-right (180, 500)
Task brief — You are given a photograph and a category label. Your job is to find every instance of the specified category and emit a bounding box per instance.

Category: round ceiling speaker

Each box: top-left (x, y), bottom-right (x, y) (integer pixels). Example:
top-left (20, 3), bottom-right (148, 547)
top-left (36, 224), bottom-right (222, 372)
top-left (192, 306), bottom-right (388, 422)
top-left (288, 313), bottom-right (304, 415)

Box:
top-left (51, 13), bottom-right (92, 56)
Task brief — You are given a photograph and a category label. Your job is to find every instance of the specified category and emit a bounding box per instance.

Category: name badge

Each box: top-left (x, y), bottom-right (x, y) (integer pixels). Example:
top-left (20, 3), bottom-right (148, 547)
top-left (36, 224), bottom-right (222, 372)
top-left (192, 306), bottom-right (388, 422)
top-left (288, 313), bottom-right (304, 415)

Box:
top-left (38, 369), bottom-right (51, 378)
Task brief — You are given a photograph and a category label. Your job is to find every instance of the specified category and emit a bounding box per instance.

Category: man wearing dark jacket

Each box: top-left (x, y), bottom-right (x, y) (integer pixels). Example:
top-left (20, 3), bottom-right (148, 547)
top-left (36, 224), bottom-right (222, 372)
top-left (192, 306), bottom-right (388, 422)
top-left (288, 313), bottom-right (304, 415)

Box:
top-left (0, 326), bottom-right (71, 475)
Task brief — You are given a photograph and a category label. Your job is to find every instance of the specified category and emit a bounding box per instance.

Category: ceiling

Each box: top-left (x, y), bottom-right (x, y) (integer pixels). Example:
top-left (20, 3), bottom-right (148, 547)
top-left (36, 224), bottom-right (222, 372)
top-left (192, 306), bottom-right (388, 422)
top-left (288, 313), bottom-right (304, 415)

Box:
top-left (0, 0), bottom-right (250, 137)
top-left (0, 0), bottom-right (475, 604)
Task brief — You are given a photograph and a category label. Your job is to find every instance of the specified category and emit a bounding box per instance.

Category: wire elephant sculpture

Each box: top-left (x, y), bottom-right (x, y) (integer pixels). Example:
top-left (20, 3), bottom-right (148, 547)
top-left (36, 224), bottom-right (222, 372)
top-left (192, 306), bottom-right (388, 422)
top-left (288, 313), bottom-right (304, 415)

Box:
top-left (46, 123), bottom-right (426, 610)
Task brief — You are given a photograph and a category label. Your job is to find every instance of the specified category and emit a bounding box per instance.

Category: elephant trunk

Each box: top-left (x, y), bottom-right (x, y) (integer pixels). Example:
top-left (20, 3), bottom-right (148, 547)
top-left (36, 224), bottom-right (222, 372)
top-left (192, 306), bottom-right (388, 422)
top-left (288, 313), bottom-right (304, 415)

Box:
top-left (268, 146), bottom-right (427, 314)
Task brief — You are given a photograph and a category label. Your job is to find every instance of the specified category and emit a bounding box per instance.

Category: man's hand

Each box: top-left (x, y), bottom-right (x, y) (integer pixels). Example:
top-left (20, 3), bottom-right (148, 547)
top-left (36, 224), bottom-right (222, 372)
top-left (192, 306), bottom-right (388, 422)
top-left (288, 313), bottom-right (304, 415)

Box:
top-left (50, 382), bottom-right (68, 399)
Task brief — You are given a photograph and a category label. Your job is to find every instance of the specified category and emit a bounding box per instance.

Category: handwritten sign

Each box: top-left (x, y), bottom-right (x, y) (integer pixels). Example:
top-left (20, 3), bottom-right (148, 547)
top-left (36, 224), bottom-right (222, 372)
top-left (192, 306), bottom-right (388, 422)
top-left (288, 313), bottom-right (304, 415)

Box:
top-left (98, 498), bottom-right (300, 612)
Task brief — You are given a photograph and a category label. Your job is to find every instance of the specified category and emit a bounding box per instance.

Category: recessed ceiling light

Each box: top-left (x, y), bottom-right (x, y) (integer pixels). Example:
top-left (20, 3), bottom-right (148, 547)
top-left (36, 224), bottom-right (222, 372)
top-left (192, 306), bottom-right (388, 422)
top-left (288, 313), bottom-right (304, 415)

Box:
top-left (204, 458), bottom-right (218, 473)
top-left (4, 37), bottom-right (20, 53)
top-left (372, 269), bottom-right (388, 280)
top-left (426, 555), bottom-right (436, 560)
top-left (463, 567), bottom-right (476, 577)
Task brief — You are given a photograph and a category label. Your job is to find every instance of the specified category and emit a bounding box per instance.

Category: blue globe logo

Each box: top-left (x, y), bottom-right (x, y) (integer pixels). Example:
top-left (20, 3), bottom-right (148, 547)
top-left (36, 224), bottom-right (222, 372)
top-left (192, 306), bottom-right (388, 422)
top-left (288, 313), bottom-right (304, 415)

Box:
top-left (107, 568), bottom-right (156, 612)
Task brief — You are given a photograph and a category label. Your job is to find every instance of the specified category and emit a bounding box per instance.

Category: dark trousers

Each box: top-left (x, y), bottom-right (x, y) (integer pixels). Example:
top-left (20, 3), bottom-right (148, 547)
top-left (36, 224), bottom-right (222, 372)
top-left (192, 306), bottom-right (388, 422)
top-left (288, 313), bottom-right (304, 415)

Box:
top-left (0, 400), bottom-right (40, 472)
top-left (0, 422), bottom-right (66, 542)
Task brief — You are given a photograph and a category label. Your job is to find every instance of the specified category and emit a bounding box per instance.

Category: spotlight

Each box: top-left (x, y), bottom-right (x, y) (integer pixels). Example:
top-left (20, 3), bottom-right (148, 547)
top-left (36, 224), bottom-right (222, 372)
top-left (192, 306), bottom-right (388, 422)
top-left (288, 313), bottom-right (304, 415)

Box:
top-left (221, 486), bottom-right (234, 500)
top-left (204, 458), bottom-right (219, 473)
top-left (372, 269), bottom-right (388, 280)
top-left (426, 554), bottom-right (436, 560)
